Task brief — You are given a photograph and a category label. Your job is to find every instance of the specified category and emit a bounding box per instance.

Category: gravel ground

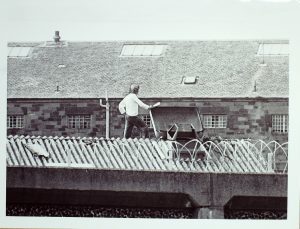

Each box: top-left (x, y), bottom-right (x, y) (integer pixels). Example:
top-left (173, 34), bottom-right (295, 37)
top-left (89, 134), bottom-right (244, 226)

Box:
top-left (224, 209), bottom-right (287, 219)
top-left (7, 204), bottom-right (286, 219)
top-left (6, 204), bottom-right (194, 218)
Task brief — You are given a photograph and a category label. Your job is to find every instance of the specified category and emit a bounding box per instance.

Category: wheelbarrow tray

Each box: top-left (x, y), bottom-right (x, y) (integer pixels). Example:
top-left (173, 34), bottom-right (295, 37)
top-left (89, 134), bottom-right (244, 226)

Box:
top-left (149, 106), bottom-right (204, 139)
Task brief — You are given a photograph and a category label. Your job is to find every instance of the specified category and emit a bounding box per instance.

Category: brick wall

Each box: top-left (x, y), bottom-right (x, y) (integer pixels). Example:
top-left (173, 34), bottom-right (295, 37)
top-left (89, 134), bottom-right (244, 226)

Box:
top-left (194, 99), bottom-right (289, 142)
top-left (7, 98), bottom-right (288, 142)
top-left (7, 100), bottom-right (107, 137)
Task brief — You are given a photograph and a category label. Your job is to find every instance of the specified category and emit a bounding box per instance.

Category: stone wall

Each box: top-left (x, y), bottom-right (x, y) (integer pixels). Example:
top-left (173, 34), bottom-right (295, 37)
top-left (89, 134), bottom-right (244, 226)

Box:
top-left (194, 98), bottom-right (288, 143)
top-left (7, 98), bottom-right (288, 142)
top-left (7, 99), bottom-right (109, 137)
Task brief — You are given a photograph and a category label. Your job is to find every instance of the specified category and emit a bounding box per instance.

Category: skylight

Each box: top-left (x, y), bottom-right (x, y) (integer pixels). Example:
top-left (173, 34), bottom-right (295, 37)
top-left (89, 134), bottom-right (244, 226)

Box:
top-left (257, 43), bottom-right (289, 56)
top-left (183, 76), bottom-right (197, 84)
top-left (7, 47), bottom-right (31, 57)
top-left (120, 44), bottom-right (166, 56)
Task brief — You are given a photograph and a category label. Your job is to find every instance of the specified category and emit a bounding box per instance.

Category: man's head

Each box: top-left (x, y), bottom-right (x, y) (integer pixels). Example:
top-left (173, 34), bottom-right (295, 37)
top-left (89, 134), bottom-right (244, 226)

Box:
top-left (130, 84), bottom-right (140, 94)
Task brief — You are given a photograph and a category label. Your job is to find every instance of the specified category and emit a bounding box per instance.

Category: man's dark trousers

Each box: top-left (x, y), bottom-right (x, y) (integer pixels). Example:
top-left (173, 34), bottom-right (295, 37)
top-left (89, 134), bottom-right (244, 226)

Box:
top-left (125, 115), bottom-right (149, 139)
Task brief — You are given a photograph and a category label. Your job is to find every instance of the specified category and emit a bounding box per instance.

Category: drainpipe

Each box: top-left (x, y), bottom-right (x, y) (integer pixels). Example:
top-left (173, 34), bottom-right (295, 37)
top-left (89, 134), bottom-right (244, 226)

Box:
top-left (99, 90), bottom-right (110, 139)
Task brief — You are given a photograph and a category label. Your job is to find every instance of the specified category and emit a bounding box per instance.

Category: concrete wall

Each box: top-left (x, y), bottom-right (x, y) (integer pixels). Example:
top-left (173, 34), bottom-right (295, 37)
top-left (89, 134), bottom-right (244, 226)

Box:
top-left (6, 188), bottom-right (192, 208)
top-left (7, 98), bottom-right (288, 142)
top-left (6, 167), bottom-right (287, 218)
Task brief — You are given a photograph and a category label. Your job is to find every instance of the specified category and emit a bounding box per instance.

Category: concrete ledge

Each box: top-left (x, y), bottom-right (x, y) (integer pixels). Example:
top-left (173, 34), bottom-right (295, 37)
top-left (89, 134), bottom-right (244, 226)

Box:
top-left (6, 167), bottom-right (211, 206)
top-left (6, 167), bottom-right (287, 209)
top-left (211, 173), bottom-right (287, 206)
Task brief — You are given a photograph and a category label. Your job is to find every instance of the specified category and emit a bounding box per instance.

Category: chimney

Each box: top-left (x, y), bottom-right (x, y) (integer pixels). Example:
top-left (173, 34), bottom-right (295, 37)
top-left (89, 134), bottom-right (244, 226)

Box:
top-left (53, 31), bottom-right (61, 43)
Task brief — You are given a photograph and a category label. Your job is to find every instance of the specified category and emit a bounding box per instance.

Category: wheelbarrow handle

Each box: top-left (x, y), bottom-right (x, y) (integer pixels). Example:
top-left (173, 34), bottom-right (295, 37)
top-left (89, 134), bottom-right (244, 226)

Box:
top-left (151, 102), bottom-right (161, 108)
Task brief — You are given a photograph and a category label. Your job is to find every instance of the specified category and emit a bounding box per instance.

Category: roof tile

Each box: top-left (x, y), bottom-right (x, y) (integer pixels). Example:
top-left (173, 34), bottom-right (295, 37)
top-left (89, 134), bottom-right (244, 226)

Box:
top-left (7, 41), bottom-right (288, 98)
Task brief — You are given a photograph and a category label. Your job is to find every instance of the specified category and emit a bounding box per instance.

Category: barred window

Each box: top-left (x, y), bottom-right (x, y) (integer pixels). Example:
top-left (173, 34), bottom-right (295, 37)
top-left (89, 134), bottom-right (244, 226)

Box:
top-left (272, 114), bottom-right (288, 133)
top-left (7, 115), bottom-right (24, 128)
top-left (141, 115), bottom-right (153, 128)
top-left (68, 115), bottom-right (91, 129)
top-left (203, 115), bottom-right (227, 128)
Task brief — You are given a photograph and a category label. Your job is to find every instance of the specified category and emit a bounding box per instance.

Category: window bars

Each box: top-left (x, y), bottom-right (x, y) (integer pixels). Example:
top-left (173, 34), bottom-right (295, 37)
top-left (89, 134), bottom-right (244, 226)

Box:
top-left (142, 114), bottom-right (153, 128)
top-left (7, 115), bottom-right (24, 128)
top-left (203, 115), bottom-right (227, 128)
top-left (68, 115), bottom-right (91, 129)
top-left (272, 114), bottom-right (288, 133)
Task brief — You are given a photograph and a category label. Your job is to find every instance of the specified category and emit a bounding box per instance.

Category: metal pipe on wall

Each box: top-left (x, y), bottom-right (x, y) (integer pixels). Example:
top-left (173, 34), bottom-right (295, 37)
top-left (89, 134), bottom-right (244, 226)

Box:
top-left (99, 90), bottom-right (110, 139)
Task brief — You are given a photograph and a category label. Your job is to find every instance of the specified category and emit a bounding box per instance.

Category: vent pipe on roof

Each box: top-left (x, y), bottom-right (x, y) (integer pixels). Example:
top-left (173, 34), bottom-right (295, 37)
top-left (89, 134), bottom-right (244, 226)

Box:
top-left (53, 31), bottom-right (61, 43)
top-left (260, 42), bottom-right (267, 67)
top-left (253, 81), bottom-right (257, 92)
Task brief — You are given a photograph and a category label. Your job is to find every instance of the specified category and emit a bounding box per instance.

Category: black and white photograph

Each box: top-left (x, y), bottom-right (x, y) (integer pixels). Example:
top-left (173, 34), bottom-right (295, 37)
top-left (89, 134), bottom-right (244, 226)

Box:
top-left (1, 0), bottom-right (300, 228)
top-left (6, 37), bottom-right (289, 219)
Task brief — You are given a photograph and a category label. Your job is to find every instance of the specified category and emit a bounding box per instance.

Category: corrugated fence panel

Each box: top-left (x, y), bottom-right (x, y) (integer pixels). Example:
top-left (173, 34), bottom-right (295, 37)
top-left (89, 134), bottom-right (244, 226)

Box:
top-left (7, 139), bottom-right (18, 166)
top-left (112, 139), bottom-right (131, 169)
top-left (6, 135), bottom-right (277, 173)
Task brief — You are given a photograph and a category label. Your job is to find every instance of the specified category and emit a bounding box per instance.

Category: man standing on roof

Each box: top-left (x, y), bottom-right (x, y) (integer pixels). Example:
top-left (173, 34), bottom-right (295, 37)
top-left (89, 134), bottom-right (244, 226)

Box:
top-left (119, 84), bottom-right (152, 139)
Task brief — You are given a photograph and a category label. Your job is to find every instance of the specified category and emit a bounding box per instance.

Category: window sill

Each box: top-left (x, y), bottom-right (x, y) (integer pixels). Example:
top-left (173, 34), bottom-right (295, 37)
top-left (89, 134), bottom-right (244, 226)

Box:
top-left (204, 128), bottom-right (227, 129)
top-left (7, 127), bottom-right (24, 129)
top-left (272, 132), bottom-right (288, 135)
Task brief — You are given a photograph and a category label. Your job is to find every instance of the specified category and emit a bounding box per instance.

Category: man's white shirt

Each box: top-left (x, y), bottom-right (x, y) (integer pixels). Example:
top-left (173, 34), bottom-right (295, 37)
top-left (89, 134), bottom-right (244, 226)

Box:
top-left (119, 93), bottom-right (150, 116)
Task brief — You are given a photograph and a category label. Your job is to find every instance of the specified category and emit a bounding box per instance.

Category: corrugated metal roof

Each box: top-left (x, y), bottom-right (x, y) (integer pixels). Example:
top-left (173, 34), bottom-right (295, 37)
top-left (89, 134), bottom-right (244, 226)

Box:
top-left (6, 135), bottom-right (275, 173)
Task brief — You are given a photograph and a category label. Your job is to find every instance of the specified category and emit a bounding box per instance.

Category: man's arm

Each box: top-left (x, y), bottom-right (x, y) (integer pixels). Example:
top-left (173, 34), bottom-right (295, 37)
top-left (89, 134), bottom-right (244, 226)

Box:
top-left (133, 94), bottom-right (150, 110)
top-left (118, 98), bottom-right (126, 114)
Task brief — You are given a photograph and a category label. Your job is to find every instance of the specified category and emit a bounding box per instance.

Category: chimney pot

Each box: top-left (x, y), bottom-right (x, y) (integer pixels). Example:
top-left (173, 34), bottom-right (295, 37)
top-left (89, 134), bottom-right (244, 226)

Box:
top-left (53, 31), bottom-right (61, 43)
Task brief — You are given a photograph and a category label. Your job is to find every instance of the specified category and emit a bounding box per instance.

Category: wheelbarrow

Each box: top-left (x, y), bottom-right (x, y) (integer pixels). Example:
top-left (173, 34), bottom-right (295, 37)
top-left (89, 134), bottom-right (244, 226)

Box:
top-left (149, 106), bottom-right (204, 141)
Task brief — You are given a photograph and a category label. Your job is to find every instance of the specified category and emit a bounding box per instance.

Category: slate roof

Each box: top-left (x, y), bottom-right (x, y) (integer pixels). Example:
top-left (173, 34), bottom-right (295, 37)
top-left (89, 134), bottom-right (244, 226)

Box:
top-left (7, 40), bottom-right (288, 99)
top-left (6, 135), bottom-right (274, 174)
